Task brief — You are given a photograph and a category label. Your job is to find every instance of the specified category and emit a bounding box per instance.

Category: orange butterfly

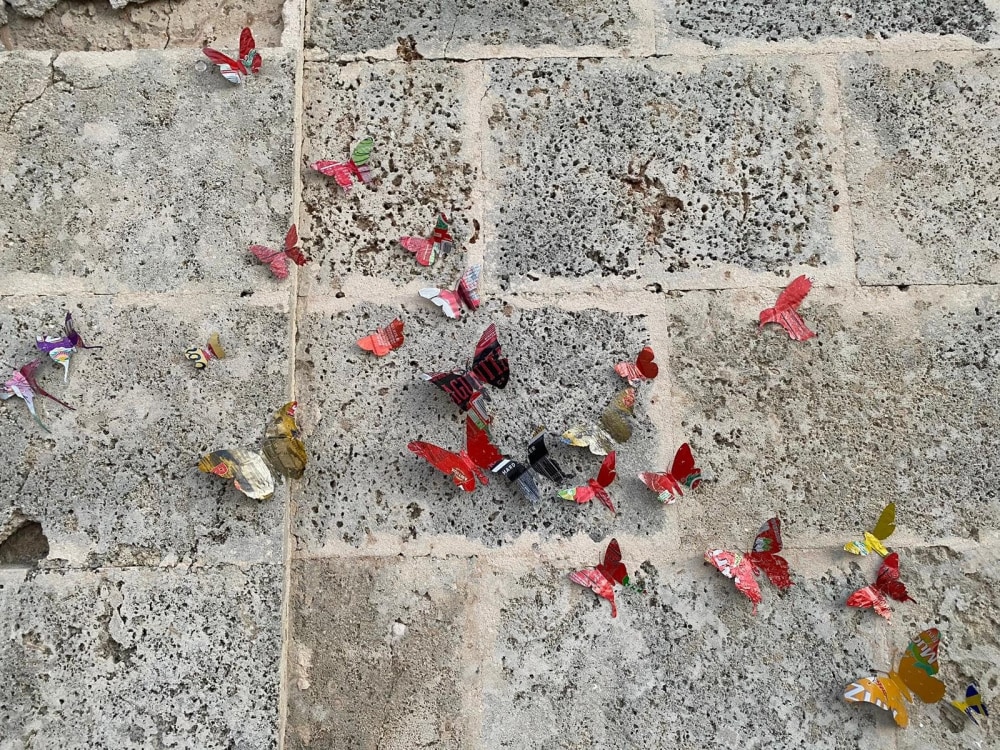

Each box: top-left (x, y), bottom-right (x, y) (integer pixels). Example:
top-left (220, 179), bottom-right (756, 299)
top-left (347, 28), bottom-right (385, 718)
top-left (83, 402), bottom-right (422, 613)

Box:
top-left (357, 319), bottom-right (404, 356)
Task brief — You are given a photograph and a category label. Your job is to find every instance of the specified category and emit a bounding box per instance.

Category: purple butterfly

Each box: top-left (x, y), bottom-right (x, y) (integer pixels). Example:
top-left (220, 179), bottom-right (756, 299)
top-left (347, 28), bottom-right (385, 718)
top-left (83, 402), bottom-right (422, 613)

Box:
top-left (36, 313), bottom-right (102, 382)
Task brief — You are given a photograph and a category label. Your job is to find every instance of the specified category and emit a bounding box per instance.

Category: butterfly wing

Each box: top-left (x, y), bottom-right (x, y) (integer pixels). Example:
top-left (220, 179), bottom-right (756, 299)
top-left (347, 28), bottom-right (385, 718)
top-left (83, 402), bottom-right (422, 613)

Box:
top-left (638, 471), bottom-right (683, 504)
top-left (282, 225), bottom-right (309, 266)
top-left (3, 370), bottom-right (46, 430)
top-left (419, 287), bottom-right (463, 318)
top-left (614, 346), bottom-right (658, 384)
top-left (897, 628), bottom-right (946, 705)
top-left (431, 214), bottom-right (454, 256)
top-left (250, 245), bottom-right (289, 279)
top-left (561, 424), bottom-right (614, 456)
top-left (465, 416), bottom-right (504, 472)
top-left (490, 457), bottom-right (541, 504)
top-left (470, 324), bottom-right (510, 389)
top-left (596, 451), bottom-right (617, 488)
top-left (202, 47), bottom-right (247, 84)
top-left (844, 676), bottom-right (910, 728)
top-left (704, 549), bottom-right (762, 613)
top-left (310, 159), bottom-right (358, 190)
top-left (669, 443), bottom-right (701, 490)
top-left (874, 552), bottom-right (913, 604)
top-left (350, 137), bottom-right (375, 184)
top-left (643, 442), bottom-right (701, 503)
top-left (870, 502), bottom-right (897, 549)
top-left (951, 683), bottom-right (988, 724)
top-left (21, 360), bottom-right (74, 411)
top-left (456, 265), bottom-right (482, 312)
top-left (747, 516), bottom-right (792, 589)
top-left (568, 568), bottom-right (618, 618)
top-left (400, 236), bottom-right (436, 266)
top-left (775, 275), bottom-right (812, 313)
top-left (752, 516), bottom-right (784, 554)
top-left (596, 538), bottom-right (627, 586)
top-left (407, 440), bottom-right (477, 491)
top-left (64, 313), bottom-right (101, 350)
top-left (198, 448), bottom-right (275, 500)
top-left (846, 584), bottom-right (891, 620)
top-left (261, 402), bottom-right (307, 480)
top-left (599, 387), bottom-right (636, 443)
top-left (526, 429), bottom-right (573, 483)
top-left (238, 27), bottom-right (261, 74)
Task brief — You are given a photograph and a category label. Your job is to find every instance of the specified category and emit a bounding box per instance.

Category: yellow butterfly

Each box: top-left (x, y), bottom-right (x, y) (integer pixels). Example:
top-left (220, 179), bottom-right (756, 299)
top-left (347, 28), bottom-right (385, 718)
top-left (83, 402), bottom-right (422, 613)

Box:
top-left (198, 401), bottom-right (307, 500)
top-left (844, 502), bottom-right (896, 556)
top-left (844, 628), bottom-right (946, 727)
top-left (951, 683), bottom-right (988, 725)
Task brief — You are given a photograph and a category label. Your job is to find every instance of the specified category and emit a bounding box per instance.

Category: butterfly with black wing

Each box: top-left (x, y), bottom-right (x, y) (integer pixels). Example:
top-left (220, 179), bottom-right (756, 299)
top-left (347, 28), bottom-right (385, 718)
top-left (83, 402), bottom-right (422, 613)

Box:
top-left (558, 451), bottom-right (617, 514)
top-left (202, 27), bottom-right (262, 85)
top-left (250, 225), bottom-right (309, 279)
top-left (569, 538), bottom-right (632, 618)
top-left (845, 551), bottom-right (913, 621)
top-left (311, 138), bottom-right (375, 192)
top-left (419, 265), bottom-right (481, 319)
top-left (704, 516), bottom-right (793, 614)
top-left (407, 416), bottom-right (541, 503)
top-left (527, 428), bottom-right (573, 484)
top-left (639, 442), bottom-right (702, 504)
top-left (844, 628), bottom-right (946, 728)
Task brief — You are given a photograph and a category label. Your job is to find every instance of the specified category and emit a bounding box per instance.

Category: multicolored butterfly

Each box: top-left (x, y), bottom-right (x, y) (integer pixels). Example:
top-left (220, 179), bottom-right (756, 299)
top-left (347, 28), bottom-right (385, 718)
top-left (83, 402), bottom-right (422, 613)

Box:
top-left (35, 312), bottom-right (103, 383)
top-left (1, 360), bottom-right (75, 432)
top-left (311, 138), bottom-right (375, 192)
top-left (639, 442), bottom-right (702, 504)
top-left (357, 318), bottom-right (405, 356)
top-left (845, 551), bottom-right (913, 621)
top-left (614, 346), bottom-right (658, 386)
top-left (758, 275), bottom-right (816, 341)
top-left (569, 538), bottom-right (629, 618)
top-left (844, 503), bottom-right (896, 556)
top-left (844, 628), bottom-right (946, 728)
top-left (202, 27), bottom-right (262, 85)
top-left (407, 415), bottom-right (540, 503)
top-left (185, 332), bottom-right (226, 370)
top-left (421, 323), bottom-right (509, 428)
top-left (400, 214), bottom-right (454, 267)
top-left (250, 225), bottom-right (308, 279)
top-left (198, 401), bottom-right (307, 500)
top-left (704, 516), bottom-right (793, 614)
top-left (951, 683), bottom-right (988, 726)
top-left (419, 265), bottom-right (482, 320)
top-left (561, 388), bottom-right (637, 455)
top-left (558, 451), bottom-right (617, 514)
top-left (527, 428), bottom-right (573, 484)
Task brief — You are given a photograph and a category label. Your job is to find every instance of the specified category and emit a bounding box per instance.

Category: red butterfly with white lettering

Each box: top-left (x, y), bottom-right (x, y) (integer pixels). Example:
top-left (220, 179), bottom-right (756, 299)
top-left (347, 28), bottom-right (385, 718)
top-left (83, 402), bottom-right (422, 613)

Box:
top-left (558, 451), bottom-right (617, 514)
top-left (705, 516), bottom-right (793, 613)
top-left (614, 346), bottom-right (658, 385)
top-left (250, 225), bottom-right (308, 279)
top-left (202, 27), bottom-right (261, 85)
top-left (639, 442), bottom-right (702, 504)
top-left (569, 538), bottom-right (629, 618)
top-left (846, 551), bottom-right (914, 621)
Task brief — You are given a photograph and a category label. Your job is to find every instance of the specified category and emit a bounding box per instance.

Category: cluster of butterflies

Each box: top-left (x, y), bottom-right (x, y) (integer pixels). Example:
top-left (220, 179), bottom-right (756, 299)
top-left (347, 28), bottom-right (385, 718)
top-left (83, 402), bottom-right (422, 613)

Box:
top-left (192, 35), bottom-right (988, 730)
top-left (1, 313), bottom-right (101, 432)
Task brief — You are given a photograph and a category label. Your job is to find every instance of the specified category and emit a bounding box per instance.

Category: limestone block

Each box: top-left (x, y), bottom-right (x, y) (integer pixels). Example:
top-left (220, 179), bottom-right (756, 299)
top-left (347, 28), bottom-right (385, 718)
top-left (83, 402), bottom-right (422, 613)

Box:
top-left (306, 0), bottom-right (642, 60)
top-left (0, 294), bottom-right (291, 566)
top-left (482, 57), bottom-right (845, 291)
top-left (841, 52), bottom-right (1000, 285)
top-left (657, 0), bottom-right (995, 47)
top-left (300, 61), bottom-right (479, 292)
top-left (0, 50), bottom-right (295, 295)
top-left (664, 285), bottom-right (1000, 546)
top-left (286, 556), bottom-right (477, 749)
top-left (292, 300), bottom-right (662, 552)
top-left (0, 563), bottom-right (282, 749)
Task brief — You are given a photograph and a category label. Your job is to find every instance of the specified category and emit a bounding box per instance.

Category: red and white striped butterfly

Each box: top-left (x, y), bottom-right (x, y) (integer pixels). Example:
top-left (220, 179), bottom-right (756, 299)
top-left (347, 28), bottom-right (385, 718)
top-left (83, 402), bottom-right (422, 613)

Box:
top-left (569, 538), bottom-right (629, 618)
top-left (558, 451), bottom-right (617, 514)
top-left (614, 346), bottom-right (658, 385)
top-left (250, 225), bottom-right (309, 279)
top-left (202, 27), bottom-right (262, 85)
top-left (705, 516), bottom-right (793, 613)
top-left (845, 551), bottom-right (914, 621)
top-left (357, 319), bottom-right (405, 356)
top-left (311, 138), bottom-right (375, 192)
top-left (639, 442), bottom-right (702, 504)
top-left (400, 214), bottom-right (454, 267)
top-left (419, 265), bottom-right (481, 319)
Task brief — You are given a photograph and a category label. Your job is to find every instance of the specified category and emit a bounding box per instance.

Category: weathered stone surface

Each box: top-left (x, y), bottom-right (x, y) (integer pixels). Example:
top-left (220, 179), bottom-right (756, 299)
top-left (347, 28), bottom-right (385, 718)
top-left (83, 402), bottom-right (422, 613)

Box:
top-left (658, 0), bottom-right (996, 47)
top-left (0, 50), bottom-right (295, 294)
top-left (482, 58), bottom-right (845, 291)
top-left (286, 556), bottom-right (477, 749)
top-left (293, 300), bottom-right (662, 552)
top-left (0, 563), bottom-right (281, 749)
top-left (300, 61), bottom-right (479, 292)
top-left (666, 285), bottom-right (1000, 546)
top-left (306, 0), bottom-right (642, 59)
top-left (842, 52), bottom-right (1000, 285)
top-left (0, 294), bottom-right (291, 566)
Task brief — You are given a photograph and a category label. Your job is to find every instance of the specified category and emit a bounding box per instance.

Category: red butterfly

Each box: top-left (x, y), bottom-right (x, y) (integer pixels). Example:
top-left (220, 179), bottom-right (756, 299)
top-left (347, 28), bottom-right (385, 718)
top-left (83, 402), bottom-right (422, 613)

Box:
top-left (407, 416), bottom-right (540, 503)
top-left (311, 137), bottom-right (374, 192)
top-left (250, 225), bottom-right (309, 279)
top-left (558, 451), bottom-right (617, 514)
top-left (639, 442), bottom-right (702, 504)
top-left (569, 538), bottom-right (629, 618)
top-left (758, 275), bottom-right (816, 341)
top-left (422, 324), bottom-right (509, 423)
top-left (846, 551), bottom-right (914, 621)
top-left (202, 27), bottom-right (262, 85)
top-left (614, 346), bottom-right (658, 385)
top-left (704, 516), bottom-right (793, 614)
top-left (357, 319), bottom-right (405, 356)
top-left (419, 265), bottom-right (481, 319)
top-left (400, 214), bottom-right (454, 267)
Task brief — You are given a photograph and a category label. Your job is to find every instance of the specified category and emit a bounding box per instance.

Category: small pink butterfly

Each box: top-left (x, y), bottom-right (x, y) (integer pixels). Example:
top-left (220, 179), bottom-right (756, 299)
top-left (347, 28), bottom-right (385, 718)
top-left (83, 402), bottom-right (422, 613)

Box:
top-left (614, 346), bottom-right (658, 385)
top-left (419, 265), bottom-right (482, 319)
top-left (202, 27), bottom-right (261, 85)
top-left (250, 225), bottom-right (309, 279)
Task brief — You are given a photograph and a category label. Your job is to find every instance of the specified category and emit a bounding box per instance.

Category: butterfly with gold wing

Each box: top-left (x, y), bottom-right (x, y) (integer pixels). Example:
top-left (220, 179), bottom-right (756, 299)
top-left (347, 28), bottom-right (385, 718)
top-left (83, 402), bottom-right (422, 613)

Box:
top-left (561, 387), bottom-right (637, 455)
top-left (844, 628), bottom-right (946, 728)
top-left (198, 401), bottom-right (307, 500)
top-left (844, 502), bottom-right (896, 556)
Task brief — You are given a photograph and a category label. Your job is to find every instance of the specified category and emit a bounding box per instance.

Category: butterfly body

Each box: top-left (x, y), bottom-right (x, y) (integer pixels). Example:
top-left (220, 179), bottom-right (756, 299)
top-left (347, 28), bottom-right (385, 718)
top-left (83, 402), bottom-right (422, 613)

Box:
top-left (311, 138), bottom-right (375, 191)
top-left (185, 332), bottom-right (226, 369)
top-left (202, 27), bottom-right (261, 85)
top-left (705, 516), bottom-right (792, 613)
top-left (250, 225), bottom-right (308, 279)
top-left (844, 503), bottom-right (896, 556)
top-left (401, 214), bottom-right (454, 266)
top-left (35, 313), bottom-right (102, 383)
top-left (558, 452), bottom-right (617, 514)
top-left (569, 538), bottom-right (629, 618)
top-left (639, 442), bottom-right (702, 504)
top-left (846, 551), bottom-right (913, 621)
top-left (357, 319), bottom-right (405, 356)
top-left (951, 683), bottom-right (988, 725)
top-left (758, 275), bottom-right (816, 341)
top-left (420, 265), bottom-right (481, 319)
top-left (614, 346), bottom-right (658, 385)
top-left (844, 628), bottom-right (946, 727)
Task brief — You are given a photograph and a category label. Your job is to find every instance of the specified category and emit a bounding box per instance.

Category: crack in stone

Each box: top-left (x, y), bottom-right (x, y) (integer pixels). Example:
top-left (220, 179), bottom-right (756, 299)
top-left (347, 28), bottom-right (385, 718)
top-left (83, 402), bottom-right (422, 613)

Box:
top-left (373, 636), bottom-right (404, 750)
top-left (5, 52), bottom-right (56, 128)
top-left (163, 0), bottom-right (173, 50)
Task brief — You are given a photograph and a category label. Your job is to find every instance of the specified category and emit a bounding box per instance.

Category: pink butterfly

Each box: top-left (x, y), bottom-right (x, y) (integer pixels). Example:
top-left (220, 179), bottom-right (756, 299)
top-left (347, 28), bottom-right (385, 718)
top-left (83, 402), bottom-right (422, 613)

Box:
top-left (846, 552), bottom-right (914, 621)
top-left (202, 27), bottom-right (262, 85)
top-left (311, 138), bottom-right (375, 192)
top-left (1, 359), bottom-right (75, 432)
top-left (419, 265), bottom-right (482, 319)
top-left (614, 346), bottom-right (658, 385)
top-left (400, 214), bottom-right (454, 267)
top-left (558, 451), bottom-right (617, 514)
top-left (705, 516), bottom-right (793, 614)
top-left (250, 225), bottom-right (309, 279)
top-left (639, 442), bottom-right (702, 504)
top-left (758, 275), bottom-right (816, 341)
top-left (569, 538), bottom-right (630, 618)
top-left (357, 319), bottom-right (405, 356)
